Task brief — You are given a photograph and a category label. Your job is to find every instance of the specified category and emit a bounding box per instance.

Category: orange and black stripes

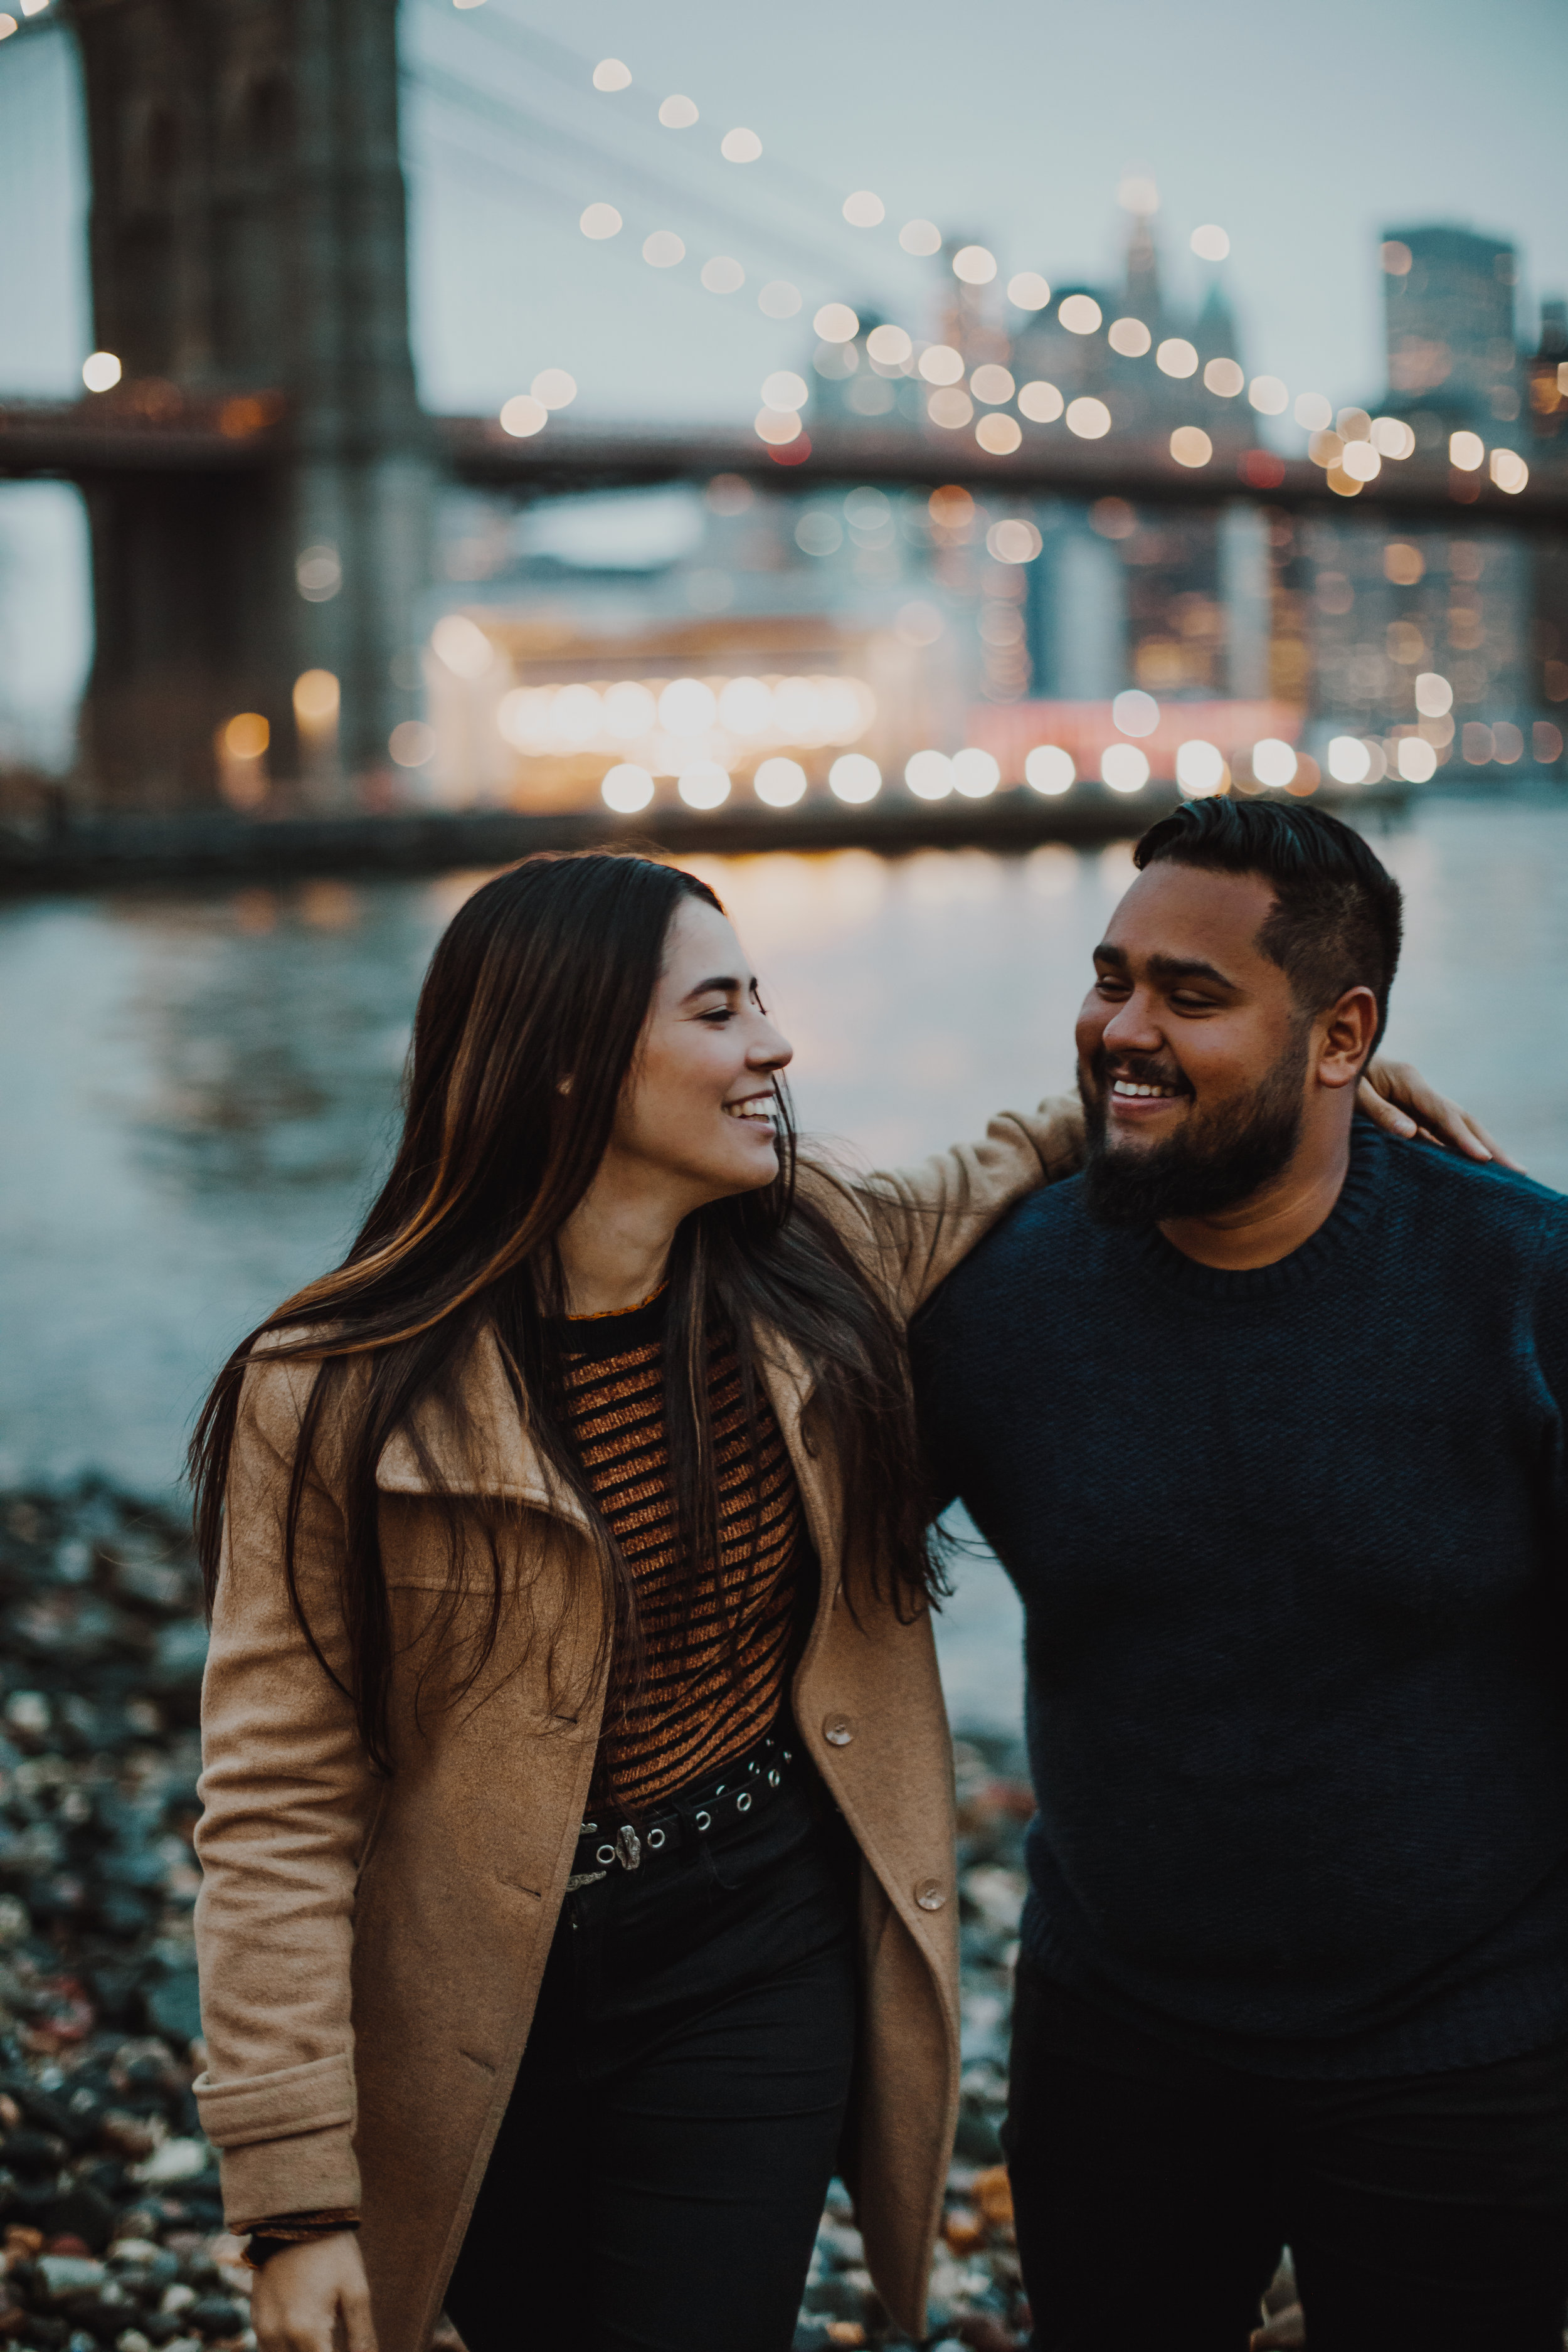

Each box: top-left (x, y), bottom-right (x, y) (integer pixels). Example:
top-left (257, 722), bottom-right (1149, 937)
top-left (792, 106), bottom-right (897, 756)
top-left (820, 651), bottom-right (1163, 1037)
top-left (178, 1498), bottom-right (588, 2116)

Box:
top-left (559, 1293), bottom-right (802, 1813)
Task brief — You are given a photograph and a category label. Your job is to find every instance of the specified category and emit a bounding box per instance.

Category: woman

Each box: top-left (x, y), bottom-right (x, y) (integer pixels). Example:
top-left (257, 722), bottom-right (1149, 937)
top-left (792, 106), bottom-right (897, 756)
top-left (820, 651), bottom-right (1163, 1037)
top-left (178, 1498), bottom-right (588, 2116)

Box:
top-left (189, 852), bottom-right (1490, 2352)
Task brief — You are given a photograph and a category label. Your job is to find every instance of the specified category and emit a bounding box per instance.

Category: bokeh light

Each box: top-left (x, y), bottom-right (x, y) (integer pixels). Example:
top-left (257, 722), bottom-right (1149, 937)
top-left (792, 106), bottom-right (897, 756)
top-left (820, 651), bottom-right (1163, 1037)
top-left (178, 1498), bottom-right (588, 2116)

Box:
top-left (1449, 431), bottom-right (1485, 470)
top-left (755, 406), bottom-right (802, 444)
top-left (759, 282), bottom-right (802, 318)
top-left (867, 324), bottom-right (913, 366)
top-left (1066, 397), bottom-right (1111, 438)
top-left (905, 750), bottom-right (953, 800)
top-left (1340, 442), bottom-right (1381, 481)
top-left (1175, 739), bottom-right (1226, 796)
top-left (953, 245), bottom-right (998, 285)
top-left (1249, 376), bottom-right (1288, 415)
top-left (1190, 225), bottom-right (1231, 261)
top-left (1370, 415), bottom-right (1416, 458)
top-left (1307, 429), bottom-right (1344, 469)
top-left (813, 302), bottom-right (859, 343)
top-left (603, 681), bottom-right (657, 734)
top-left (678, 763), bottom-right (731, 809)
top-left (1414, 672), bottom-right (1454, 716)
top-left (952, 748), bottom-right (1000, 798)
top-left (919, 345), bottom-right (965, 385)
top-left (986, 518), bottom-right (1042, 563)
top-left (223, 712), bottom-right (269, 759)
top-left (389, 721), bottom-right (435, 767)
top-left (701, 257), bottom-right (746, 294)
top-left (1327, 736), bottom-right (1372, 784)
top-left (976, 415), bottom-right (1022, 455)
top-left (829, 753), bottom-right (881, 803)
top-left (1397, 738), bottom-right (1438, 782)
top-left (1337, 408), bottom-right (1372, 441)
top-left (843, 191), bottom-right (886, 227)
top-left (1294, 392), bottom-right (1332, 431)
top-left (500, 394), bottom-right (547, 437)
top-left (970, 364), bottom-right (1015, 405)
top-left (1101, 743), bottom-right (1150, 793)
top-left (1112, 690), bottom-right (1159, 736)
top-left (720, 128), bottom-right (761, 162)
top-left (1170, 426), bottom-right (1212, 467)
top-left (82, 352), bottom-right (122, 393)
top-left (899, 220), bottom-right (942, 256)
top-left (1058, 294), bottom-right (1102, 334)
top-left (1381, 240), bottom-right (1413, 275)
top-left (642, 231), bottom-right (686, 268)
top-left (1204, 358), bottom-right (1244, 396)
top-left (1156, 338), bottom-right (1197, 379)
top-left (1018, 381), bottom-right (1064, 423)
top-left (432, 614), bottom-right (493, 676)
top-left (579, 203), bottom-right (622, 240)
top-left (1252, 738), bottom-right (1298, 787)
top-left (754, 757), bottom-right (807, 807)
top-left (927, 388), bottom-right (974, 430)
top-left (659, 678), bottom-right (718, 734)
top-left (762, 370), bottom-right (809, 411)
top-left (1490, 448), bottom-right (1529, 493)
top-left (1025, 745), bottom-right (1075, 795)
top-left (1384, 543), bottom-right (1424, 586)
top-left (1007, 272), bottom-right (1051, 310)
top-left (657, 95), bottom-right (698, 128)
top-left (293, 670), bottom-right (340, 726)
top-left (602, 764), bottom-right (655, 813)
top-left (531, 369), bottom-right (576, 409)
top-left (1108, 318), bottom-right (1152, 357)
top-left (1118, 176), bottom-right (1159, 215)
top-left (591, 58), bottom-right (630, 90)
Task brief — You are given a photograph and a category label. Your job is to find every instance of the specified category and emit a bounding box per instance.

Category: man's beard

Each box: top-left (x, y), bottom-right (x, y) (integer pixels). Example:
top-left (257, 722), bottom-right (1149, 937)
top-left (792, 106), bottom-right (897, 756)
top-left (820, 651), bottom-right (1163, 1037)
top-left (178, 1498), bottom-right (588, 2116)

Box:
top-left (1079, 1032), bottom-right (1309, 1226)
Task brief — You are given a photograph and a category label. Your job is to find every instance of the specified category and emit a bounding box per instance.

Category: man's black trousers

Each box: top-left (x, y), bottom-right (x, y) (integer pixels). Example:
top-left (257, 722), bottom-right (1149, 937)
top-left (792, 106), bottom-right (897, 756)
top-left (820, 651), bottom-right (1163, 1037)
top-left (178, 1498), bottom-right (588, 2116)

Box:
top-left (445, 1759), bottom-right (857, 2352)
top-left (1005, 1955), bottom-right (1568, 2351)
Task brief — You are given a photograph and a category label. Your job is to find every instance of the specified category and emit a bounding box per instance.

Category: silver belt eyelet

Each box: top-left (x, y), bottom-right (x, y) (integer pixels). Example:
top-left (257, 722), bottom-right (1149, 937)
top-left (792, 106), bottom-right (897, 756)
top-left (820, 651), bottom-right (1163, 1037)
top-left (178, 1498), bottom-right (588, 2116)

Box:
top-left (695, 1808), bottom-right (712, 1831)
top-left (736, 1791), bottom-right (752, 1813)
top-left (595, 1844), bottom-right (617, 1865)
top-left (648, 1826), bottom-right (666, 1849)
top-left (768, 1769), bottom-right (780, 1788)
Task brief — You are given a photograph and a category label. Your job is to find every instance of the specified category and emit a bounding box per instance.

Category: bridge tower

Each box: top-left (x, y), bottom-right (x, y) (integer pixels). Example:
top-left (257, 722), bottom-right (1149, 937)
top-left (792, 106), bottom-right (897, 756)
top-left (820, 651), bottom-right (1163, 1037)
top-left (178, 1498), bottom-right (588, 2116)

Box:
top-left (69, 0), bottom-right (432, 807)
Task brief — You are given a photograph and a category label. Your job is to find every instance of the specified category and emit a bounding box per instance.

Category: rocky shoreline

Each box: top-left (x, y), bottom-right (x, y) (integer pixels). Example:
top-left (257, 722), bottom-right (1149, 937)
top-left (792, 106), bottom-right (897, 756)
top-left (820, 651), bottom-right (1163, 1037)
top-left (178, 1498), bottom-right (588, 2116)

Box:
top-left (0, 1483), bottom-right (1039, 2352)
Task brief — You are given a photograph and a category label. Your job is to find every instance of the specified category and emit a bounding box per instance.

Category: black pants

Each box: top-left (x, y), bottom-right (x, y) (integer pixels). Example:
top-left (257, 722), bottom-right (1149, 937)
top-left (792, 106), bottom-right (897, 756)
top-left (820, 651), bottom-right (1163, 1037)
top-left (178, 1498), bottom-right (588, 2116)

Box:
top-left (1004, 1956), bottom-right (1568, 2352)
top-left (445, 1761), bottom-right (857, 2352)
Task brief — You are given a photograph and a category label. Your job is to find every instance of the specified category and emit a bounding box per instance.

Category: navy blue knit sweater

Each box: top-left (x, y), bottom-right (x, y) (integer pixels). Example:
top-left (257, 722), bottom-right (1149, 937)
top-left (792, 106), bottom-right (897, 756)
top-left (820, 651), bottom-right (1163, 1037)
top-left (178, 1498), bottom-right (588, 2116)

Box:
top-left (913, 1120), bottom-right (1568, 2077)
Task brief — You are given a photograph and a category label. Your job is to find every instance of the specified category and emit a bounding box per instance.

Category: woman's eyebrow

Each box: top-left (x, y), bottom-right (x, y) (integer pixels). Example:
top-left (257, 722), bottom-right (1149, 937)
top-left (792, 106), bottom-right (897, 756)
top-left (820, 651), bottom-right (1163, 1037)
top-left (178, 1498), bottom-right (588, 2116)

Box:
top-left (680, 972), bottom-right (746, 1004)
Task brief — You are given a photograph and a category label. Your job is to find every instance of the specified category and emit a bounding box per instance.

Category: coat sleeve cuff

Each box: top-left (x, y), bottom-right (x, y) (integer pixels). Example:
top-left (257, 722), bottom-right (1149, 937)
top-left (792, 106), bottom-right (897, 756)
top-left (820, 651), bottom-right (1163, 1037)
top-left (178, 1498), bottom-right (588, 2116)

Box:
top-left (215, 2126), bottom-right (363, 2235)
top-left (195, 2050), bottom-right (356, 2147)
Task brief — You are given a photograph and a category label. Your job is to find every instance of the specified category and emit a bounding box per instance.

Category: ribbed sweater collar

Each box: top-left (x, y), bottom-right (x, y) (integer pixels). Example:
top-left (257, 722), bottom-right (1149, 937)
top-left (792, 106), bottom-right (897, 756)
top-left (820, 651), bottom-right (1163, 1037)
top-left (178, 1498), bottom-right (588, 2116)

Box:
top-left (1123, 1115), bottom-right (1390, 1305)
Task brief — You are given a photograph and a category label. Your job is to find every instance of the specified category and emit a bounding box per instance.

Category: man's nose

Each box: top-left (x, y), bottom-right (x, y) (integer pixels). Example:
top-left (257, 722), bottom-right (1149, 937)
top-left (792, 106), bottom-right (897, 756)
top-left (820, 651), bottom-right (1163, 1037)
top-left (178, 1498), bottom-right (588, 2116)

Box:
top-left (1101, 990), bottom-right (1163, 1053)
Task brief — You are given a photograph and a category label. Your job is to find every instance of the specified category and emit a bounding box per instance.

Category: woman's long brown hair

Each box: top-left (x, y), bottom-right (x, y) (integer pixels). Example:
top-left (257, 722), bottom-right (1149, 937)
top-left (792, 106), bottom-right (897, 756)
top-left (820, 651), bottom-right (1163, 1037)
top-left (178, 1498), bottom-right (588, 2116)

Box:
top-left (189, 851), bottom-right (945, 1774)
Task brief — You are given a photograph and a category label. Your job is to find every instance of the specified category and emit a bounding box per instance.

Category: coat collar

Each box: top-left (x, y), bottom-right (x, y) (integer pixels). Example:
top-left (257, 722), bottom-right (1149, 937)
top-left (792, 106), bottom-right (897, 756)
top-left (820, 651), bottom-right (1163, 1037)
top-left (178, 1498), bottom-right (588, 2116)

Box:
top-left (374, 1321), bottom-right (821, 1535)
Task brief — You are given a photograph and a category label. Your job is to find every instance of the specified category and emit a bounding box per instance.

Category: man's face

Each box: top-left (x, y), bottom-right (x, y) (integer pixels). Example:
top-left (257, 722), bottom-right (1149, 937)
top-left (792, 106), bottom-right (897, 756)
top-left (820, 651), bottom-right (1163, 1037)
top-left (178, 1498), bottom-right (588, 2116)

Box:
top-left (1074, 859), bottom-right (1313, 1224)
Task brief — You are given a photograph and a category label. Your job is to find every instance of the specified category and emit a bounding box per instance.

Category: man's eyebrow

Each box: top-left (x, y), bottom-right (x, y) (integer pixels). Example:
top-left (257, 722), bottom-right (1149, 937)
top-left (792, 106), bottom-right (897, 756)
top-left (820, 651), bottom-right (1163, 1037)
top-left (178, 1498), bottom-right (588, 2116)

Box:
top-left (681, 972), bottom-right (747, 1003)
top-left (1091, 943), bottom-right (1241, 989)
top-left (1147, 951), bottom-right (1240, 990)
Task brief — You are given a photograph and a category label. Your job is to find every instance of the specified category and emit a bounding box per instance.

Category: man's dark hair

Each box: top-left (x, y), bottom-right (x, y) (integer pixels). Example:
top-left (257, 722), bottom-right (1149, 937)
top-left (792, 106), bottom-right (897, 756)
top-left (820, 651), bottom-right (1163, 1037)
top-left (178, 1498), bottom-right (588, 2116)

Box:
top-left (1133, 798), bottom-right (1404, 1054)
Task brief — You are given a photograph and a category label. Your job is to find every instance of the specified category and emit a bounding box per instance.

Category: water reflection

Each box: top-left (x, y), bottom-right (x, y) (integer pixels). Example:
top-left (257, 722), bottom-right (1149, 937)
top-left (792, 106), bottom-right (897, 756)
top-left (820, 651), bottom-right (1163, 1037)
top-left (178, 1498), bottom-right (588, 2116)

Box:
top-left (3, 802), bottom-right (1565, 1511)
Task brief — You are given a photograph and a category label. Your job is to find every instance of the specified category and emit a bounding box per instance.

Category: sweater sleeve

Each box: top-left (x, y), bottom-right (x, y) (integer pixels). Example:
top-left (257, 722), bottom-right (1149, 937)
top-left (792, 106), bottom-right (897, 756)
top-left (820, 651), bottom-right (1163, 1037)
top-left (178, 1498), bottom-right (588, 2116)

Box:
top-left (799, 1094), bottom-right (1084, 1325)
top-left (192, 1353), bottom-right (379, 2229)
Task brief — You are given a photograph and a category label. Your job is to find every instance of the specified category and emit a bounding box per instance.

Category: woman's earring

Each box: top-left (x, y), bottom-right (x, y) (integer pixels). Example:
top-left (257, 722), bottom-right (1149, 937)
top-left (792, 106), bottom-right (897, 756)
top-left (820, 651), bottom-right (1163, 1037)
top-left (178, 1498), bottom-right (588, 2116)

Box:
top-left (558, 1076), bottom-right (573, 1096)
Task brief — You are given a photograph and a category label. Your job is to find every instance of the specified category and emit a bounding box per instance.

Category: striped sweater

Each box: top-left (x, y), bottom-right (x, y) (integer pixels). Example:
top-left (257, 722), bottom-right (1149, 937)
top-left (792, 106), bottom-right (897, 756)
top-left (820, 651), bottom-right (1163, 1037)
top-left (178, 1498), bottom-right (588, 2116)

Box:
top-left (559, 1285), bottom-right (803, 1813)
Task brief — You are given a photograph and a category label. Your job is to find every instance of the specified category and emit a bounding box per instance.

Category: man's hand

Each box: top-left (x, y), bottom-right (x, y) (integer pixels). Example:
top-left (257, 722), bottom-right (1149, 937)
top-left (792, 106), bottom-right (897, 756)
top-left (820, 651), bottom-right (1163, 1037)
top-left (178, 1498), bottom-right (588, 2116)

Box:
top-left (250, 2233), bottom-right (376, 2352)
top-left (1359, 1057), bottom-right (1520, 1169)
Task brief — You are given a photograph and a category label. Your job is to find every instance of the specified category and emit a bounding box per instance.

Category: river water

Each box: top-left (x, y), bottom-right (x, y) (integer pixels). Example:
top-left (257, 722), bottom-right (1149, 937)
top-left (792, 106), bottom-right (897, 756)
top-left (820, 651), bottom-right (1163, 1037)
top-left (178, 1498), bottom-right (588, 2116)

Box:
top-left (4, 791), bottom-right (1566, 1730)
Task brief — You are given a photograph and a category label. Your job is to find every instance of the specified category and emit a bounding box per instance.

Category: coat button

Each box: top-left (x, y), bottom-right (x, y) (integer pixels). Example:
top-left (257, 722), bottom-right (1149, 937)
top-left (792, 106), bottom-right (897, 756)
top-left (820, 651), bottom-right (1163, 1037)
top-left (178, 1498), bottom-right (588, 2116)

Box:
top-left (822, 1714), bottom-right (854, 1747)
top-left (914, 1879), bottom-right (946, 1912)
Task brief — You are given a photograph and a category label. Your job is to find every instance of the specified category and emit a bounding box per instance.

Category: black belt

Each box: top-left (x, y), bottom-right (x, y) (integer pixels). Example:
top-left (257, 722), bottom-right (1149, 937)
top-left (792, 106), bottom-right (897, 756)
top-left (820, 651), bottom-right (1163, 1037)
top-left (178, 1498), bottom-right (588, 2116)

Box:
top-left (566, 1731), bottom-right (797, 1890)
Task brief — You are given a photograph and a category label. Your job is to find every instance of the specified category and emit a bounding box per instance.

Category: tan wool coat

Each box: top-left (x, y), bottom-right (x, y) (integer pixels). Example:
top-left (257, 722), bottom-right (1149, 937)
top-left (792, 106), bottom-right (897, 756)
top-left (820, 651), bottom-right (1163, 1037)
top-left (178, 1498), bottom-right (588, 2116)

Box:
top-left (191, 1101), bottom-right (1081, 2350)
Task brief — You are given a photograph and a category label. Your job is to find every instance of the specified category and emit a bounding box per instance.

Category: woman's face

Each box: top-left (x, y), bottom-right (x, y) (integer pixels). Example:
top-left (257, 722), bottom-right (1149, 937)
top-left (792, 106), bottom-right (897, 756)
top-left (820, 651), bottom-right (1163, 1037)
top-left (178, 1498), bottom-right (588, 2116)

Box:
top-left (608, 896), bottom-right (793, 1207)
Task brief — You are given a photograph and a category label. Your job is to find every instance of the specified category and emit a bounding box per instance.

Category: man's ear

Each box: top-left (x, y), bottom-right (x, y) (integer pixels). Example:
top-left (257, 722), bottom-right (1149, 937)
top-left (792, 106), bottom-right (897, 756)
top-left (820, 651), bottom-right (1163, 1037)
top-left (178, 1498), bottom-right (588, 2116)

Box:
top-left (1316, 987), bottom-right (1380, 1091)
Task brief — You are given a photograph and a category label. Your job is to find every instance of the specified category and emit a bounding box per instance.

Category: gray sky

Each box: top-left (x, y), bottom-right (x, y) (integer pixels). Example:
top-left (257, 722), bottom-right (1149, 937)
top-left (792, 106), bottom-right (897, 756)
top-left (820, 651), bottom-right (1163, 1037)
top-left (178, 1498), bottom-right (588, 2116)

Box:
top-left (1, 0), bottom-right (1565, 432)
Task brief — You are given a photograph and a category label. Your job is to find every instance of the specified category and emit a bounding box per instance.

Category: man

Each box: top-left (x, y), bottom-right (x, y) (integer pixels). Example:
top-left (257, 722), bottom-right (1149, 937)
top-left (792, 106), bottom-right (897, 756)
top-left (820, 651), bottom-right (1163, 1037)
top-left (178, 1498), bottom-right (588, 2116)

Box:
top-left (913, 800), bottom-right (1568, 2350)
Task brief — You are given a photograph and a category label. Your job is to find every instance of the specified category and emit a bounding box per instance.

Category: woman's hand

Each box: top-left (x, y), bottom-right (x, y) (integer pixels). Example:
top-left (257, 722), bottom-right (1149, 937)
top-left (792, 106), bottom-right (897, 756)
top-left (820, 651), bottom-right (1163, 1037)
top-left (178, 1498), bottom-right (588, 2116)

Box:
top-left (1358, 1057), bottom-right (1520, 1169)
top-left (250, 2233), bottom-right (377, 2352)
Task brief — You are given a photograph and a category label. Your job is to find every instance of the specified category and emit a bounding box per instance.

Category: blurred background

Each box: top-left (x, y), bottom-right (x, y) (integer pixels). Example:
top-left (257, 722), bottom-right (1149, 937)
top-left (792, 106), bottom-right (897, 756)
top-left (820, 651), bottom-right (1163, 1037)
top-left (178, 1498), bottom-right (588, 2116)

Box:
top-left (3, 0), bottom-right (1568, 1727)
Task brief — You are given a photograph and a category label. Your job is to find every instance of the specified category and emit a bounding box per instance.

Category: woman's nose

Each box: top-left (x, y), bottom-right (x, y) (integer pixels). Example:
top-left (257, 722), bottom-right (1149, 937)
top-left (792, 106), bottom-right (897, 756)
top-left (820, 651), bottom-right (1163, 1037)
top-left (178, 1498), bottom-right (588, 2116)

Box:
top-left (750, 1017), bottom-right (793, 1071)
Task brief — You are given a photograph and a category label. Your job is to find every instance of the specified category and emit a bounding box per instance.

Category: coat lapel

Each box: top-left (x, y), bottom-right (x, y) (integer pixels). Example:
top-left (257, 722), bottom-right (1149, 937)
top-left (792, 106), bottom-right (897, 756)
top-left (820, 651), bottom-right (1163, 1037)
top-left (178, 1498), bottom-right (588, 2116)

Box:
top-left (374, 1325), bottom-right (591, 1530)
